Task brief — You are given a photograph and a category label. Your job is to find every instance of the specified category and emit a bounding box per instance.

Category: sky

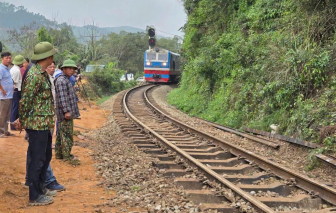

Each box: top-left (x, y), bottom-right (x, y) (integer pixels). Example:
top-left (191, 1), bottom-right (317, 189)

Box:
top-left (6, 0), bottom-right (187, 37)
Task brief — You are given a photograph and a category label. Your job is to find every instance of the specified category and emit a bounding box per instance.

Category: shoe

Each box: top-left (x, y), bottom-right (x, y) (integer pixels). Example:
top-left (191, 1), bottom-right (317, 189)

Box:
top-left (55, 155), bottom-right (63, 159)
top-left (28, 195), bottom-right (54, 206)
top-left (44, 189), bottom-right (57, 197)
top-left (4, 132), bottom-right (15, 136)
top-left (0, 134), bottom-right (7, 138)
top-left (46, 181), bottom-right (66, 192)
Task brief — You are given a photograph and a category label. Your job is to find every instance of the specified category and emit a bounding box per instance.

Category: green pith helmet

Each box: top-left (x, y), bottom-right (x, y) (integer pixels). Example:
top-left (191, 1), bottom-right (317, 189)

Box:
top-left (31, 42), bottom-right (56, 61)
top-left (61, 59), bottom-right (78, 70)
top-left (13, 55), bottom-right (25, 65)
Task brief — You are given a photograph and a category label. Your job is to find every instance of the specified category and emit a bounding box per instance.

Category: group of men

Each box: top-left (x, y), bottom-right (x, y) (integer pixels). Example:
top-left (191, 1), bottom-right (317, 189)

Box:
top-left (0, 42), bottom-right (81, 206)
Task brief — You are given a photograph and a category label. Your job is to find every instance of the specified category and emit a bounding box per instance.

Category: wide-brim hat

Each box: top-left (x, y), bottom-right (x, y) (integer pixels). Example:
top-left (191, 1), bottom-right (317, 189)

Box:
top-left (13, 55), bottom-right (25, 65)
top-left (31, 42), bottom-right (56, 61)
top-left (61, 59), bottom-right (78, 70)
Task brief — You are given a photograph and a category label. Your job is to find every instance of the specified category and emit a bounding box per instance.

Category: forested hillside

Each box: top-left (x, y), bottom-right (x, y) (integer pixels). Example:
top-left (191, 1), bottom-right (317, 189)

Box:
top-left (0, 2), bottom-right (182, 97)
top-left (0, 3), bottom-right (155, 41)
top-left (168, 0), bottom-right (336, 145)
top-left (0, 2), bottom-right (55, 28)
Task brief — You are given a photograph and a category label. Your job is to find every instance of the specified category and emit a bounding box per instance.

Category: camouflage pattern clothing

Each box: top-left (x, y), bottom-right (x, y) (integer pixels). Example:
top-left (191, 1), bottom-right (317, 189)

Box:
top-left (55, 119), bottom-right (73, 160)
top-left (19, 64), bottom-right (55, 130)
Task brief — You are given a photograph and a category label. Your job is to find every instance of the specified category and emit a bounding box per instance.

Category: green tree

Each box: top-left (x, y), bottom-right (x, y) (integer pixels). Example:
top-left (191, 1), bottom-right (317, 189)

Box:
top-left (168, 0), bottom-right (336, 142)
top-left (6, 22), bottom-right (39, 56)
top-left (37, 26), bottom-right (53, 43)
top-left (48, 25), bottom-right (82, 64)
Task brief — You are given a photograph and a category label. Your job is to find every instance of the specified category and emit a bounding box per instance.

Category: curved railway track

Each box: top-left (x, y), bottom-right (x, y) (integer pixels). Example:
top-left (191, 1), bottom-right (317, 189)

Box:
top-left (113, 85), bottom-right (336, 213)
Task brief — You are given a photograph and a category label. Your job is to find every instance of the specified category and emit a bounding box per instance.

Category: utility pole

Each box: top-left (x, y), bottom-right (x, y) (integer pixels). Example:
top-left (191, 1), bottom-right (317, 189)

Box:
top-left (80, 19), bottom-right (103, 61)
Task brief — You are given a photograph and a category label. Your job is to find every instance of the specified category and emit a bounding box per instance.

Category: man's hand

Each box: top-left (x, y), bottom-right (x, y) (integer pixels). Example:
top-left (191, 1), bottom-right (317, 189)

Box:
top-left (65, 112), bottom-right (71, 120)
top-left (13, 119), bottom-right (22, 131)
top-left (0, 88), bottom-right (6, 96)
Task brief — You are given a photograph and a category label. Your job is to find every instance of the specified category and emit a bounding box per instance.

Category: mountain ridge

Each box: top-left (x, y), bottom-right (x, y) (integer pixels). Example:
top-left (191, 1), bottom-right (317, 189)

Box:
top-left (0, 2), bottom-right (166, 39)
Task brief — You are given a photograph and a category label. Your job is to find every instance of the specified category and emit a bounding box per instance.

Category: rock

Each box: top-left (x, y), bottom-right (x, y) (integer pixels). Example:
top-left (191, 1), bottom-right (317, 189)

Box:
top-left (250, 191), bottom-right (256, 196)
top-left (155, 205), bottom-right (162, 211)
top-left (78, 135), bottom-right (85, 140)
top-left (184, 202), bottom-right (193, 209)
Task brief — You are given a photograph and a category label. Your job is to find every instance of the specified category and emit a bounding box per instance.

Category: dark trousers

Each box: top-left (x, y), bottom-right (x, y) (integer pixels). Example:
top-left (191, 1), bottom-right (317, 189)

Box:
top-left (26, 130), bottom-right (52, 200)
top-left (10, 90), bottom-right (21, 130)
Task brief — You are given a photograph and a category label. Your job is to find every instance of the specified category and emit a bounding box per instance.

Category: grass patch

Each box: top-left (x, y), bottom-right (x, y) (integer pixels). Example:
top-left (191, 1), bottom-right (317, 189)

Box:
top-left (96, 96), bottom-right (111, 105)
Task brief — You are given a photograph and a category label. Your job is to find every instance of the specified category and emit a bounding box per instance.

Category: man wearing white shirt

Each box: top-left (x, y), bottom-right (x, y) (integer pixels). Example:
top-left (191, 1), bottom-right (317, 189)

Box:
top-left (10, 55), bottom-right (25, 131)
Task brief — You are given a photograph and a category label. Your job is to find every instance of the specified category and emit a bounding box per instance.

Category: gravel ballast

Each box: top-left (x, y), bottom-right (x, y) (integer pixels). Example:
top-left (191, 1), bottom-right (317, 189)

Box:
top-left (87, 92), bottom-right (201, 212)
top-left (151, 85), bottom-right (336, 189)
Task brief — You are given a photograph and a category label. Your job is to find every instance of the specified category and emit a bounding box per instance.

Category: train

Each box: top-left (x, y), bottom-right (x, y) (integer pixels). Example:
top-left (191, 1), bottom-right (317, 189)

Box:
top-left (144, 48), bottom-right (181, 83)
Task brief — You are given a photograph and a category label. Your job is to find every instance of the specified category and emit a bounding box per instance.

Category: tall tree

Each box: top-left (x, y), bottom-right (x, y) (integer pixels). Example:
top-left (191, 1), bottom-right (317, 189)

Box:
top-left (7, 22), bottom-right (39, 56)
top-left (37, 26), bottom-right (53, 43)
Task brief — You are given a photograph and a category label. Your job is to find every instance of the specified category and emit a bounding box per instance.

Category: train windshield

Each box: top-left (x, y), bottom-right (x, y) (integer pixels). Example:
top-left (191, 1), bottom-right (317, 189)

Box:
top-left (147, 53), bottom-right (156, 60)
top-left (158, 53), bottom-right (168, 61)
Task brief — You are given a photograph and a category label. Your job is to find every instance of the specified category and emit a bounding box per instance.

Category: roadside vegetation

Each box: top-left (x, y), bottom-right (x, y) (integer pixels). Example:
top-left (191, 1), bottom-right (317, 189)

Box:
top-left (0, 3), bottom-right (181, 98)
top-left (168, 0), bottom-right (336, 155)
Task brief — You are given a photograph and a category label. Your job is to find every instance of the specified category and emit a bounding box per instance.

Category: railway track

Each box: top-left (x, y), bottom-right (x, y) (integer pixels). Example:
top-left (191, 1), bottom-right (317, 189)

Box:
top-left (113, 85), bottom-right (336, 213)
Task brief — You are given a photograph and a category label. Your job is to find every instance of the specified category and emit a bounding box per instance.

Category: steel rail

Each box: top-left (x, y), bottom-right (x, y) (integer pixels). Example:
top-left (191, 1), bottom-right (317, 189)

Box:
top-left (197, 118), bottom-right (280, 149)
top-left (316, 154), bottom-right (336, 169)
top-left (143, 86), bottom-right (336, 206)
top-left (123, 85), bottom-right (276, 213)
top-left (243, 127), bottom-right (319, 149)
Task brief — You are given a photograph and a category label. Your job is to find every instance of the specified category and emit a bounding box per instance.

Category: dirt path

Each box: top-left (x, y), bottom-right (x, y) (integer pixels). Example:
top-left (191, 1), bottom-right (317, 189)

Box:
top-left (0, 102), bottom-right (116, 213)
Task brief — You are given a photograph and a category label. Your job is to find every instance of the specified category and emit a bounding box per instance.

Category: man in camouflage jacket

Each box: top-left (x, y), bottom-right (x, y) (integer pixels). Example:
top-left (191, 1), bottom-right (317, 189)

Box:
top-left (19, 42), bottom-right (57, 206)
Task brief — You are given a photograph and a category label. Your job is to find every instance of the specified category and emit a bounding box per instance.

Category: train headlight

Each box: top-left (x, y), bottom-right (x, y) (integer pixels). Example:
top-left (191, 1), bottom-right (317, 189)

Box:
top-left (146, 62), bottom-right (151, 66)
top-left (162, 62), bottom-right (167, 66)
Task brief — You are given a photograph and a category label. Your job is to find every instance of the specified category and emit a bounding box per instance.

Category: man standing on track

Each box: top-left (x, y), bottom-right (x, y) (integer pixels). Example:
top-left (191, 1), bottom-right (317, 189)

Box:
top-left (18, 42), bottom-right (57, 206)
top-left (55, 59), bottom-right (80, 165)
top-left (0, 52), bottom-right (13, 138)
top-left (10, 55), bottom-right (24, 131)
